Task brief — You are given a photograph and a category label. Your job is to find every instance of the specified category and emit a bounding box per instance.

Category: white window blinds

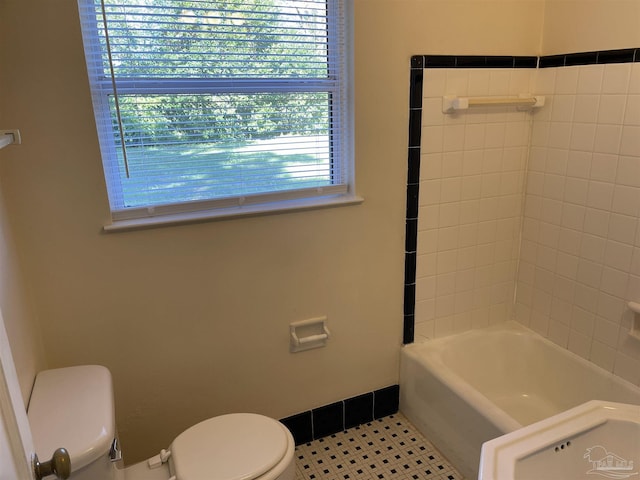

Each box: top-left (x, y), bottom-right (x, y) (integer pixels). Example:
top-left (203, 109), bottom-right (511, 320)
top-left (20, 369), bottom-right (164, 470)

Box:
top-left (77, 0), bottom-right (351, 223)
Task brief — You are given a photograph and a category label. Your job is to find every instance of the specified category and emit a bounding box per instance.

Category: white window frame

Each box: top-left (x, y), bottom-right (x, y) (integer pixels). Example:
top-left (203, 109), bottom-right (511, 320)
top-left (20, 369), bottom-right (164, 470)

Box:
top-left (77, 0), bottom-right (359, 231)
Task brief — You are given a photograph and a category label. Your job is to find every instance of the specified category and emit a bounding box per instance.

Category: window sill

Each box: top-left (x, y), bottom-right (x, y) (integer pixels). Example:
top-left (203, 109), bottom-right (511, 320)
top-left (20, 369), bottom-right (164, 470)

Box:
top-left (103, 194), bottom-right (364, 232)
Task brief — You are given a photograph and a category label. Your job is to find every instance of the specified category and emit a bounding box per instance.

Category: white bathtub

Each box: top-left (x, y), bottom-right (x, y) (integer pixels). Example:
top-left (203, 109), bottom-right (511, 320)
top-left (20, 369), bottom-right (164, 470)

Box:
top-left (399, 321), bottom-right (640, 479)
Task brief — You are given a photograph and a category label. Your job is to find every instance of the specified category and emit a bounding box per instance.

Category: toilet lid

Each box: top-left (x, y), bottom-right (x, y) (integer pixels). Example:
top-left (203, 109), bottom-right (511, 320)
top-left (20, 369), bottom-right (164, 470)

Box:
top-left (170, 413), bottom-right (289, 480)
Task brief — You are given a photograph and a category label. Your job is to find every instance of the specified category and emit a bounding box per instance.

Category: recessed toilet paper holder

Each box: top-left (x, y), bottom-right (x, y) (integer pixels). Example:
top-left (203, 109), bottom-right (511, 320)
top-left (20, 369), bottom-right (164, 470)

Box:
top-left (290, 317), bottom-right (330, 353)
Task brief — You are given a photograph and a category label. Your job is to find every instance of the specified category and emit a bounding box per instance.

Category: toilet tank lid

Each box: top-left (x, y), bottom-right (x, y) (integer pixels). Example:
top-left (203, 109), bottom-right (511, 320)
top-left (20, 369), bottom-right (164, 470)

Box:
top-left (27, 365), bottom-right (116, 472)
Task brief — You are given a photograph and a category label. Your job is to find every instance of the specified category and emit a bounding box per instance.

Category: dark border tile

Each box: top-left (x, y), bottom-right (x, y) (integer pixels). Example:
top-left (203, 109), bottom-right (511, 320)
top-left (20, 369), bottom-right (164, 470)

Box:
top-left (405, 218), bottom-right (418, 253)
top-left (598, 48), bottom-right (636, 64)
top-left (407, 148), bottom-right (421, 186)
top-left (281, 411), bottom-right (313, 445)
top-left (514, 56), bottom-right (538, 68)
top-left (403, 283), bottom-right (416, 316)
top-left (538, 47), bottom-right (640, 68)
top-left (313, 402), bottom-right (344, 438)
top-left (374, 385), bottom-right (400, 419)
top-left (344, 393), bottom-right (374, 429)
top-left (539, 54), bottom-right (565, 68)
top-left (408, 109), bottom-right (422, 148)
top-left (403, 314), bottom-right (415, 344)
top-left (564, 51), bottom-right (598, 66)
top-left (404, 251), bottom-right (417, 285)
top-left (406, 183), bottom-right (419, 220)
top-left (409, 69), bottom-right (424, 109)
top-left (411, 55), bottom-right (424, 69)
top-left (456, 56), bottom-right (487, 68)
top-left (424, 55), bottom-right (456, 68)
top-left (485, 56), bottom-right (515, 68)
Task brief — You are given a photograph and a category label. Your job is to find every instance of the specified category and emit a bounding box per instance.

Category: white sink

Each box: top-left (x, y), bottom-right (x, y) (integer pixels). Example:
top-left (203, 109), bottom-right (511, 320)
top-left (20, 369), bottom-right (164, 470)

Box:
top-left (479, 400), bottom-right (640, 480)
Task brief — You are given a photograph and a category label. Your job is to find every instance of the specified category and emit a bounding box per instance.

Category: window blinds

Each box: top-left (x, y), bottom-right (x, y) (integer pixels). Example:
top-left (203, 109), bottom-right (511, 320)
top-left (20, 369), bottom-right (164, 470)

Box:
top-left (78, 0), bottom-right (349, 221)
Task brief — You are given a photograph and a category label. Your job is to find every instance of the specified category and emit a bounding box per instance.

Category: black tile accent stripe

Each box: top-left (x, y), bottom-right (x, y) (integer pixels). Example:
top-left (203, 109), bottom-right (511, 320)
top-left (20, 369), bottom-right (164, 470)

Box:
top-left (539, 47), bottom-right (640, 68)
top-left (416, 55), bottom-right (537, 69)
top-left (281, 385), bottom-right (400, 445)
top-left (344, 392), bottom-right (374, 429)
top-left (402, 48), bottom-right (639, 346)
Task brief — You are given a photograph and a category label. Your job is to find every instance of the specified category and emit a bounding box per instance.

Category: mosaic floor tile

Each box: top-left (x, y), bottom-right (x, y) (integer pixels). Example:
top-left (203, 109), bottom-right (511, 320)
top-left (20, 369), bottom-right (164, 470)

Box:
top-left (295, 413), bottom-right (464, 479)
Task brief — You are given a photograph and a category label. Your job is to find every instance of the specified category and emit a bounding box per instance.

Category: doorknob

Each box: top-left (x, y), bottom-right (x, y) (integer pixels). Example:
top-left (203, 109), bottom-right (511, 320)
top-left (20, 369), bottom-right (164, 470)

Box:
top-left (33, 447), bottom-right (71, 480)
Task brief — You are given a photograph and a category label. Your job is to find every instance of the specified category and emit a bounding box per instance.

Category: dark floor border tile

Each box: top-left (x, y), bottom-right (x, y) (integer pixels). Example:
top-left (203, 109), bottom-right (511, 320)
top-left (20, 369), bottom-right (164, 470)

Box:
top-left (374, 385), bottom-right (400, 419)
top-left (280, 385), bottom-right (400, 445)
top-left (281, 411), bottom-right (313, 445)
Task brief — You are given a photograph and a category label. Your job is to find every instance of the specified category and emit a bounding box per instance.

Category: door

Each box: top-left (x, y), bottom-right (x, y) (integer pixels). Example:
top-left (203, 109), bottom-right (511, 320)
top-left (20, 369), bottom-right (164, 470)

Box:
top-left (0, 306), bottom-right (36, 480)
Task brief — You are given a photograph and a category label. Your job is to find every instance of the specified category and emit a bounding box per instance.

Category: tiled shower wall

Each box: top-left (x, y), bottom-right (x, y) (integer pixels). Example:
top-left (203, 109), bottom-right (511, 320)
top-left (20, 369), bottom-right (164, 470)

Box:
top-left (409, 53), bottom-right (640, 387)
top-left (515, 61), bottom-right (640, 385)
top-left (414, 67), bottom-right (536, 340)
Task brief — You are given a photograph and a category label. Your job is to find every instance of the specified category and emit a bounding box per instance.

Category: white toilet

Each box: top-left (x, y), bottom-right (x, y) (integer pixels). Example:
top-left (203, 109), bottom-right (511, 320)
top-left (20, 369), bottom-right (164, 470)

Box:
top-left (27, 365), bottom-right (296, 480)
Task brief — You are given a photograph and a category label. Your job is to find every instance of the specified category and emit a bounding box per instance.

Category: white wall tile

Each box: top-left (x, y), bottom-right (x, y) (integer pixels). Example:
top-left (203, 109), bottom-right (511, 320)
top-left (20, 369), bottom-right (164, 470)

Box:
top-left (568, 329), bottom-right (591, 359)
top-left (445, 70), bottom-right (470, 96)
top-left (488, 70), bottom-right (511, 96)
top-left (555, 67), bottom-right (579, 94)
top-left (576, 259), bottom-right (603, 289)
top-left (579, 234), bottom-right (605, 263)
top-left (586, 181), bottom-right (614, 210)
top-left (566, 151), bottom-right (592, 178)
top-left (573, 95), bottom-right (600, 123)
top-left (547, 122), bottom-right (572, 149)
top-left (625, 95), bottom-right (640, 125)
top-left (590, 153), bottom-right (618, 183)
top-left (570, 123), bottom-right (597, 151)
top-left (563, 177), bottom-right (589, 205)
top-left (608, 214), bottom-right (638, 245)
top-left (630, 64), bottom-right (640, 94)
top-left (620, 126), bottom-right (640, 156)
top-left (583, 208), bottom-right (610, 237)
top-left (616, 156), bottom-right (640, 187)
top-left (599, 267), bottom-right (628, 298)
top-left (598, 95), bottom-right (627, 125)
top-left (593, 124), bottom-right (622, 154)
top-left (611, 185), bottom-right (640, 216)
top-left (601, 63), bottom-right (631, 95)
top-left (551, 95), bottom-right (575, 122)
top-left (576, 65), bottom-right (604, 94)
top-left (548, 320), bottom-right (570, 347)
top-left (424, 70), bottom-right (447, 97)
top-left (535, 68), bottom-right (556, 95)
top-left (417, 63), bottom-right (639, 385)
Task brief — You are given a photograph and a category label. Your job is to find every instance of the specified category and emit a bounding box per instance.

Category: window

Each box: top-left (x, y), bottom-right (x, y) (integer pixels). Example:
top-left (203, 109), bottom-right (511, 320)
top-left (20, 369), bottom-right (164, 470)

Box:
top-left (77, 0), bottom-right (354, 228)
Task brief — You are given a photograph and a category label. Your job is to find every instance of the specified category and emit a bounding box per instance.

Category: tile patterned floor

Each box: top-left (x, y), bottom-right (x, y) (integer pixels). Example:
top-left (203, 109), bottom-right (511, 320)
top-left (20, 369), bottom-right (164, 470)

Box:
top-left (294, 413), bottom-right (464, 479)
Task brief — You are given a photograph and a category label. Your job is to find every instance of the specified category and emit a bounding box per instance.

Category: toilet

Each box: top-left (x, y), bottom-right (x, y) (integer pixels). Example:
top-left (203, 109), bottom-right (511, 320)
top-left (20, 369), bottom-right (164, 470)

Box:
top-left (27, 365), bottom-right (295, 480)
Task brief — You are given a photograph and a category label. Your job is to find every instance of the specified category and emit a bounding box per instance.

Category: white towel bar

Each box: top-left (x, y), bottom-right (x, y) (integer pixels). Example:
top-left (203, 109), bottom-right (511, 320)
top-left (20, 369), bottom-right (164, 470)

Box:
top-left (443, 95), bottom-right (545, 113)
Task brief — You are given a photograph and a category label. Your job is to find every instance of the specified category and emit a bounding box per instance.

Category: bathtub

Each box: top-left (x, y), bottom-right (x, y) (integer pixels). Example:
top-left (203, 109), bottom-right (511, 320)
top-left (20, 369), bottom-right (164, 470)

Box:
top-left (399, 321), bottom-right (640, 479)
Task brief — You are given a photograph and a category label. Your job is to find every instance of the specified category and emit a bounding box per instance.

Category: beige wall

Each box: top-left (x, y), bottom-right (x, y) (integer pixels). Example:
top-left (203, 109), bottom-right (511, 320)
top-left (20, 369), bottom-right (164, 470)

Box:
top-left (542, 0), bottom-right (640, 55)
top-left (0, 188), bottom-right (45, 406)
top-left (0, 2), bottom-right (46, 406)
top-left (0, 0), bottom-right (548, 466)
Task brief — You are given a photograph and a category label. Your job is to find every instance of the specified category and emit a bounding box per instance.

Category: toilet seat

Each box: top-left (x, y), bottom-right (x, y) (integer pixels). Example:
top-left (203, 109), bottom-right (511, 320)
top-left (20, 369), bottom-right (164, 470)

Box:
top-left (170, 413), bottom-right (291, 480)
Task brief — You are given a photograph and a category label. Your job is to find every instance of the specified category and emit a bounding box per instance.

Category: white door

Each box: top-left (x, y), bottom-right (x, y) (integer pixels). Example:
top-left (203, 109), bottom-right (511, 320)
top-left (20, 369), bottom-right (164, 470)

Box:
top-left (0, 306), bottom-right (36, 480)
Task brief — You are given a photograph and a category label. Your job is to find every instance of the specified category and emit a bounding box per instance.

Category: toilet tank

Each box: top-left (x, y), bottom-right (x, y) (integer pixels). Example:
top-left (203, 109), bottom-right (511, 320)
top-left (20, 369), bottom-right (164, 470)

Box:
top-left (27, 366), bottom-right (124, 480)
